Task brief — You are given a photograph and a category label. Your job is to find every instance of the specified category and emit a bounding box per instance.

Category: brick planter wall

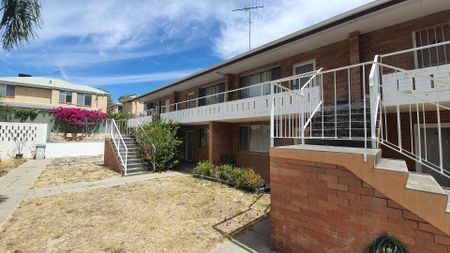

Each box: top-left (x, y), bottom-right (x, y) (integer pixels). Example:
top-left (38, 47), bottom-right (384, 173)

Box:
top-left (271, 157), bottom-right (450, 253)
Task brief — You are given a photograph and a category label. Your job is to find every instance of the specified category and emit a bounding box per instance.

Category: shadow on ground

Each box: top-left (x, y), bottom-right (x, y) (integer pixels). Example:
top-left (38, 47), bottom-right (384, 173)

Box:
top-left (211, 217), bottom-right (274, 253)
top-left (0, 195), bottom-right (8, 204)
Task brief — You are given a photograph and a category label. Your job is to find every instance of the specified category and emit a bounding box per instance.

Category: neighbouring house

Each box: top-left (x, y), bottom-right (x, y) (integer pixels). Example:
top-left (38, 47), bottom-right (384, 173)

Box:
top-left (0, 76), bottom-right (109, 111)
top-left (106, 0), bottom-right (450, 251)
top-left (120, 95), bottom-right (145, 115)
top-left (107, 103), bottom-right (123, 113)
top-left (107, 95), bottom-right (144, 115)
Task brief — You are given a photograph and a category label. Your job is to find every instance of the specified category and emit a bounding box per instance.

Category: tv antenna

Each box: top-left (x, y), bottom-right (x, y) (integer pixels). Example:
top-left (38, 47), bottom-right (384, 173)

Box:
top-left (233, 1), bottom-right (264, 50)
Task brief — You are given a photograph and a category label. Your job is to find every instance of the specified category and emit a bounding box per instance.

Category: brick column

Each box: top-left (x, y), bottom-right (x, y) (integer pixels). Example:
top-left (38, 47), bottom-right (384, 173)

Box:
top-left (225, 73), bottom-right (238, 101)
top-left (172, 91), bottom-right (179, 111)
top-left (208, 121), bottom-right (233, 164)
top-left (349, 31), bottom-right (362, 103)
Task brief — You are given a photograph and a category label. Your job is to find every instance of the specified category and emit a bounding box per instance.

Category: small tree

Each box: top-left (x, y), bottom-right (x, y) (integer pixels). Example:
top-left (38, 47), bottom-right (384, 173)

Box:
top-left (134, 119), bottom-right (182, 172)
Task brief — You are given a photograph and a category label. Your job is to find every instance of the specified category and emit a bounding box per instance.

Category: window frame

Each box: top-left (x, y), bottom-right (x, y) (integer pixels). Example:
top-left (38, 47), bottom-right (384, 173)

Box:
top-left (0, 84), bottom-right (15, 97)
top-left (292, 59), bottom-right (316, 90)
top-left (198, 82), bottom-right (225, 106)
top-left (238, 66), bottom-right (281, 99)
top-left (59, 90), bottom-right (73, 103)
top-left (239, 125), bottom-right (270, 153)
top-left (77, 92), bottom-right (92, 107)
top-left (198, 128), bottom-right (208, 149)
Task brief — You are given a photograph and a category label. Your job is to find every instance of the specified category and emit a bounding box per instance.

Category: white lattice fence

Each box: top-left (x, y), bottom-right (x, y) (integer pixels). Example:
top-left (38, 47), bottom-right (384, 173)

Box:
top-left (0, 122), bottom-right (47, 159)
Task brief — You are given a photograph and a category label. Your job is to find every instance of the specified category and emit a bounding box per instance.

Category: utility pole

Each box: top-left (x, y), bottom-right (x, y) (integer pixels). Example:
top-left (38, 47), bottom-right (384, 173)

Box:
top-left (233, 1), bottom-right (264, 50)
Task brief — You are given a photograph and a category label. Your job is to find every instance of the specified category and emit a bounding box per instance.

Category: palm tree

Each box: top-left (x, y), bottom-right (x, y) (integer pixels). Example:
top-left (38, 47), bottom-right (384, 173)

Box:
top-left (0, 0), bottom-right (42, 51)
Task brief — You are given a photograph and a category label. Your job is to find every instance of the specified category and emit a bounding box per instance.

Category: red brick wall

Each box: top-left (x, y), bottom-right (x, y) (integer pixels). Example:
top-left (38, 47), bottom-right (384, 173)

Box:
top-left (360, 10), bottom-right (450, 68)
top-left (230, 121), bottom-right (271, 182)
top-left (271, 157), bottom-right (450, 253)
top-left (208, 121), bottom-right (233, 164)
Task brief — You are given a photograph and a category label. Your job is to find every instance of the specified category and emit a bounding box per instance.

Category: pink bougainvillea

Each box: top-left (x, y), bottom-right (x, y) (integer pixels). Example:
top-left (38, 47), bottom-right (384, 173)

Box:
top-left (49, 107), bottom-right (107, 128)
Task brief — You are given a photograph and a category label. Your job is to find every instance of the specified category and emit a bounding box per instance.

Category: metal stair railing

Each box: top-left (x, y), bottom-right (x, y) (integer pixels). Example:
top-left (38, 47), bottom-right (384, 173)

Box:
top-left (106, 119), bottom-right (129, 175)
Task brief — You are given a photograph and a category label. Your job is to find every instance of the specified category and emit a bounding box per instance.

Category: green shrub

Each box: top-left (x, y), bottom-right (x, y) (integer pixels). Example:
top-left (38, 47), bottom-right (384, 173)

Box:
top-left (135, 120), bottom-right (182, 171)
top-left (241, 169), bottom-right (265, 190)
top-left (193, 161), bottom-right (265, 191)
top-left (193, 160), bottom-right (215, 177)
top-left (107, 112), bottom-right (133, 121)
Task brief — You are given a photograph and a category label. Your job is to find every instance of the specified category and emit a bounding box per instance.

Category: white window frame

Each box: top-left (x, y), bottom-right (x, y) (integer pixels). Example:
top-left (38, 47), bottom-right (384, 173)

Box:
top-left (59, 90), bottom-right (72, 103)
top-left (292, 59), bottom-right (316, 90)
top-left (186, 92), bottom-right (196, 108)
top-left (412, 22), bottom-right (450, 69)
top-left (77, 92), bottom-right (92, 106)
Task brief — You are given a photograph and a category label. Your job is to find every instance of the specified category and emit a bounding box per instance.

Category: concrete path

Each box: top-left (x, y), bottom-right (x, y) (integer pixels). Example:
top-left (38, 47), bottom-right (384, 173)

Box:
top-left (210, 218), bottom-right (274, 253)
top-left (0, 159), bottom-right (49, 224)
top-left (28, 171), bottom-right (182, 199)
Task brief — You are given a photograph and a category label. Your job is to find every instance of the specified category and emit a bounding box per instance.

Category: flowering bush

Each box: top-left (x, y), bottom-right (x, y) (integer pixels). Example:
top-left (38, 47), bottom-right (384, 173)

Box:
top-left (49, 107), bottom-right (107, 133)
top-left (134, 119), bottom-right (182, 172)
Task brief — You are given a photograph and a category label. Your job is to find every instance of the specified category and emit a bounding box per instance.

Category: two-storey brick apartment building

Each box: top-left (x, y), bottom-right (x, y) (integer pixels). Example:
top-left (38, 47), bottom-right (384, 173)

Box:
top-left (0, 76), bottom-right (109, 111)
top-left (125, 0), bottom-right (450, 184)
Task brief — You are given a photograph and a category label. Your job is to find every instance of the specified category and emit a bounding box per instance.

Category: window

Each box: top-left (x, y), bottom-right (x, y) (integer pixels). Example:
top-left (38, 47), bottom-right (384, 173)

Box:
top-left (199, 128), bottom-right (208, 148)
top-left (118, 105), bottom-right (123, 113)
top-left (0, 84), bottom-right (15, 97)
top-left (186, 92), bottom-right (196, 109)
top-left (292, 61), bottom-right (315, 90)
top-left (239, 67), bottom-right (281, 99)
top-left (413, 22), bottom-right (450, 68)
top-left (199, 83), bottom-right (225, 106)
top-left (161, 99), bottom-right (170, 113)
top-left (239, 125), bottom-right (270, 153)
top-left (77, 93), bottom-right (92, 106)
top-left (59, 90), bottom-right (72, 103)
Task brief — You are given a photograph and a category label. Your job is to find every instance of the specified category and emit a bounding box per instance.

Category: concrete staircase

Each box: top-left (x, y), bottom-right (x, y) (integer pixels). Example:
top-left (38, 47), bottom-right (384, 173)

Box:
top-left (367, 152), bottom-right (450, 234)
top-left (119, 136), bottom-right (148, 175)
top-left (271, 145), bottom-right (450, 235)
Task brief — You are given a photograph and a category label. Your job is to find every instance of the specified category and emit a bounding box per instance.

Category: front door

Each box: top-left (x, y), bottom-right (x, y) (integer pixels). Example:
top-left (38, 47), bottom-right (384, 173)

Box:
top-left (185, 130), bottom-right (195, 162)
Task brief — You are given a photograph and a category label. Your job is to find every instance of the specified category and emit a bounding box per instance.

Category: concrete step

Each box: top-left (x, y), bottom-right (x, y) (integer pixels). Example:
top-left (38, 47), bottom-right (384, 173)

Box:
top-left (127, 158), bottom-right (143, 164)
top-left (128, 162), bottom-right (145, 168)
top-left (375, 158), bottom-right (409, 173)
top-left (444, 189), bottom-right (450, 213)
top-left (406, 173), bottom-right (447, 195)
top-left (125, 166), bottom-right (148, 175)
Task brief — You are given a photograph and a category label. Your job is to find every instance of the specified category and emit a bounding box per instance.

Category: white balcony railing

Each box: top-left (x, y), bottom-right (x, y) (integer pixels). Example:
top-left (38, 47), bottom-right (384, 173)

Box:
top-left (129, 70), bottom-right (322, 126)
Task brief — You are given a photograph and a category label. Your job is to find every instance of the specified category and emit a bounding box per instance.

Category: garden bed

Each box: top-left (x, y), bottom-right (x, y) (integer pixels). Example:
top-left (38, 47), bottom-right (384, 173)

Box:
top-left (193, 174), bottom-right (269, 193)
top-left (192, 161), bottom-right (267, 193)
top-left (0, 159), bottom-right (26, 177)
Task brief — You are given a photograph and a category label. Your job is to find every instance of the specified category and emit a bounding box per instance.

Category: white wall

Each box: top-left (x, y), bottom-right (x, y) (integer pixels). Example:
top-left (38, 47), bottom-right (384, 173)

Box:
top-left (0, 122), bottom-right (47, 159)
top-left (45, 142), bottom-right (104, 158)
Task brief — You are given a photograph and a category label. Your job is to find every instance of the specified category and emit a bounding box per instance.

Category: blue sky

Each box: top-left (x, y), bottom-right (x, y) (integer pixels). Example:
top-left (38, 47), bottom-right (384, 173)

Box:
top-left (0, 0), bottom-right (371, 102)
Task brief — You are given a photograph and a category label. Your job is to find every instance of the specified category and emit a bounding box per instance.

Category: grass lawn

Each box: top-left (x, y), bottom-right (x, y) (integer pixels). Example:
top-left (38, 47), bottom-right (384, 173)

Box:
top-left (0, 175), bottom-right (269, 253)
top-left (32, 156), bottom-right (120, 188)
top-left (0, 159), bottom-right (26, 177)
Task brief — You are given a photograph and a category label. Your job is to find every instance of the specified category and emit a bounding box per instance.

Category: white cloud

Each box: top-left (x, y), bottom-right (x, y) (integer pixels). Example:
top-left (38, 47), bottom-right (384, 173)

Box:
top-left (1, 0), bottom-right (373, 83)
top-left (213, 0), bottom-right (373, 58)
top-left (70, 69), bottom-right (198, 86)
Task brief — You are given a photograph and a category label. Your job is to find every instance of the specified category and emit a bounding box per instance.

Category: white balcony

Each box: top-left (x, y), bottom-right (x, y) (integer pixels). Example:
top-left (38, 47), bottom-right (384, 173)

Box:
top-left (381, 41), bottom-right (450, 107)
top-left (128, 73), bottom-right (322, 127)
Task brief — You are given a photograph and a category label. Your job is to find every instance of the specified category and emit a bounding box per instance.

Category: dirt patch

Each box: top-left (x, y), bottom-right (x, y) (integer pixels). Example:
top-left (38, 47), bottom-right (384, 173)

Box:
top-left (0, 159), bottom-right (26, 177)
top-left (0, 175), bottom-right (269, 253)
top-left (32, 156), bottom-right (120, 188)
